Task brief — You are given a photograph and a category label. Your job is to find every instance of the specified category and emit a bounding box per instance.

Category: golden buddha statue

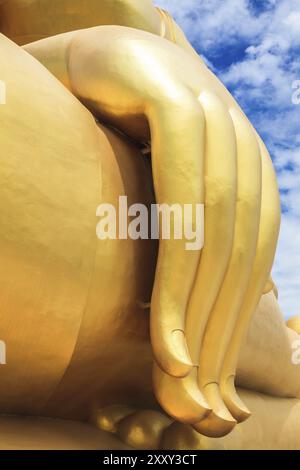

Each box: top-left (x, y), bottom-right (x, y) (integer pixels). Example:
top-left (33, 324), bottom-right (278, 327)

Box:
top-left (0, 0), bottom-right (299, 450)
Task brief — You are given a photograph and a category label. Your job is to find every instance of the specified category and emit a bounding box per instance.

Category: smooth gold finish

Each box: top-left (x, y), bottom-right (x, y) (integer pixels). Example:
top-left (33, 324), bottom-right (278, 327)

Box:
top-left (0, 0), bottom-right (297, 449)
top-left (91, 405), bottom-right (135, 433)
top-left (117, 410), bottom-right (171, 450)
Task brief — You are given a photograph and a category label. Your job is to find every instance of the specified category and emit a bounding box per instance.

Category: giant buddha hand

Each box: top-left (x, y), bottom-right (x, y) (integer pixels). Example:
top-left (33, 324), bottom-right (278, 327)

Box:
top-left (0, 0), bottom-right (281, 437)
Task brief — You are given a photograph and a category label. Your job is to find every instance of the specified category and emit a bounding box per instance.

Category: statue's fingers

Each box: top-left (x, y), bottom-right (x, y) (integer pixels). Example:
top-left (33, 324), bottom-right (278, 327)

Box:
top-left (149, 92), bottom-right (206, 378)
top-left (194, 108), bottom-right (262, 437)
top-left (185, 91), bottom-right (237, 365)
top-left (152, 364), bottom-right (211, 424)
top-left (220, 136), bottom-right (281, 421)
top-left (154, 91), bottom-right (237, 427)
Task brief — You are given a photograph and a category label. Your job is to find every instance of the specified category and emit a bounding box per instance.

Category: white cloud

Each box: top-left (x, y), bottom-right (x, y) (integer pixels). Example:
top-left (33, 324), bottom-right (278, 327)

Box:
top-left (156, 0), bottom-right (270, 48)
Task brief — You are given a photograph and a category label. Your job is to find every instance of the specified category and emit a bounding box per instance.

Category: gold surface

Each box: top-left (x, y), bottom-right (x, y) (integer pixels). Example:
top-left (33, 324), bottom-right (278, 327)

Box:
top-left (0, 415), bottom-right (129, 450)
top-left (0, 0), bottom-right (296, 448)
top-left (2, 386), bottom-right (300, 450)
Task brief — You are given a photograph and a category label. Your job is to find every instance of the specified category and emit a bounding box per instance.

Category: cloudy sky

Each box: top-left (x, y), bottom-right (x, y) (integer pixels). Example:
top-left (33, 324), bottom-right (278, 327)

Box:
top-left (156, 0), bottom-right (300, 318)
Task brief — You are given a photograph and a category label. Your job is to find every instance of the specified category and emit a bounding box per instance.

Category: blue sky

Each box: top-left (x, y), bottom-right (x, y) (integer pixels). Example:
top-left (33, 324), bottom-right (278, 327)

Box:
top-left (157, 0), bottom-right (300, 318)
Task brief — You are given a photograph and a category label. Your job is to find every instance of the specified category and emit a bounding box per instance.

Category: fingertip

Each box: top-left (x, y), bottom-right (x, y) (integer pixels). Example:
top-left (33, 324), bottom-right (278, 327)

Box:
top-left (221, 375), bottom-right (251, 423)
top-left (153, 364), bottom-right (211, 424)
top-left (152, 329), bottom-right (194, 378)
top-left (193, 410), bottom-right (237, 438)
top-left (193, 382), bottom-right (237, 438)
